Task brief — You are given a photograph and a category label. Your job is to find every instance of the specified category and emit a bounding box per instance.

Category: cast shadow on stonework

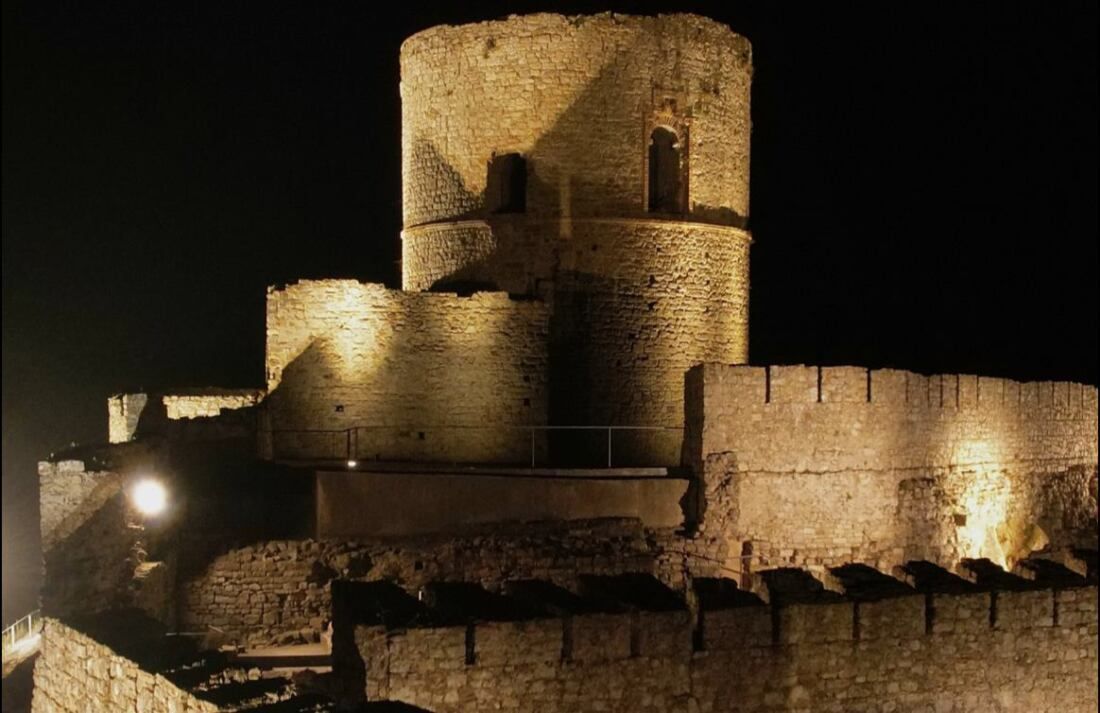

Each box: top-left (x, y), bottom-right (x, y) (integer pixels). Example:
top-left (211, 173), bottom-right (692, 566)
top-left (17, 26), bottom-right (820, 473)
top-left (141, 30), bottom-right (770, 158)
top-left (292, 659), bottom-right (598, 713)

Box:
top-left (414, 30), bottom-right (749, 295)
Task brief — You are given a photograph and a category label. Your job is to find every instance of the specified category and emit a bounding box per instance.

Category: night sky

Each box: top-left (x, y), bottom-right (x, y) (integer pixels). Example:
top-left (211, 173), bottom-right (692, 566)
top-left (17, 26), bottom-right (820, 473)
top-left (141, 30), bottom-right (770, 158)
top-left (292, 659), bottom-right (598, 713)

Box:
top-left (2, 1), bottom-right (1096, 624)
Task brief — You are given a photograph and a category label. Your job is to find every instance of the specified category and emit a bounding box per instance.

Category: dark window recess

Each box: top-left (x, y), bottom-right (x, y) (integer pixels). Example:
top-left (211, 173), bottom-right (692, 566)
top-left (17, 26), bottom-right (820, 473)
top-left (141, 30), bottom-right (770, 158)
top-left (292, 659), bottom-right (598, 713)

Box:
top-left (648, 127), bottom-right (683, 213)
top-left (486, 153), bottom-right (527, 213)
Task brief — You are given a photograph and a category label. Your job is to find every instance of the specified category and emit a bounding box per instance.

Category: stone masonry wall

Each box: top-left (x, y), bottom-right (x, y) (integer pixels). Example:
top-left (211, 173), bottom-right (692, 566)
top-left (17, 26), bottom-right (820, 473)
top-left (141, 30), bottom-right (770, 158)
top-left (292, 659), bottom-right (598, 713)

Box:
top-left (31, 618), bottom-right (217, 713)
top-left (399, 14), bottom-right (752, 459)
top-left (180, 520), bottom-right (664, 647)
top-left (107, 394), bottom-right (148, 444)
top-left (400, 13), bottom-right (752, 227)
top-left (683, 364), bottom-right (1099, 572)
top-left (109, 390), bottom-right (264, 444)
top-left (38, 460), bottom-right (121, 552)
top-left (161, 390), bottom-right (264, 420)
top-left (356, 585), bottom-right (1098, 713)
top-left (264, 280), bottom-right (549, 463)
top-left (40, 488), bottom-right (140, 622)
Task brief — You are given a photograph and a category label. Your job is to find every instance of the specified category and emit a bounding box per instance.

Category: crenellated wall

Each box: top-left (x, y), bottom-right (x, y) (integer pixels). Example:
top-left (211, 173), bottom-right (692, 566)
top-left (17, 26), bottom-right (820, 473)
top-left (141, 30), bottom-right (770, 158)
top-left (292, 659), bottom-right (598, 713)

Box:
top-left (683, 364), bottom-right (1099, 571)
top-left (264, 280), bottom-right (549, 464)
top-left (355, 584), bottom-right (1098, 713)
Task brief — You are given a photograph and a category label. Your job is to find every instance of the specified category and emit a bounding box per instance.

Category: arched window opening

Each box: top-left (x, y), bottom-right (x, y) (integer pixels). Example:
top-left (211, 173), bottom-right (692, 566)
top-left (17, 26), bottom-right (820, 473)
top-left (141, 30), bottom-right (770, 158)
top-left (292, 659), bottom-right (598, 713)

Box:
top-left (648, 127), bottom-right (683, 213)
top-left (486, 153), bottom-right (527, 213)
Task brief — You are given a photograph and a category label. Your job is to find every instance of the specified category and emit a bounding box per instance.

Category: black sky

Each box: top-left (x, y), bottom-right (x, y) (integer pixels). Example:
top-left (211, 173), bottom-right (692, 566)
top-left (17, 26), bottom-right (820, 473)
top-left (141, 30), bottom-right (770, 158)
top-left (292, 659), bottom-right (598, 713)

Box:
top-left (2, 1), bottom-right (1096, 623)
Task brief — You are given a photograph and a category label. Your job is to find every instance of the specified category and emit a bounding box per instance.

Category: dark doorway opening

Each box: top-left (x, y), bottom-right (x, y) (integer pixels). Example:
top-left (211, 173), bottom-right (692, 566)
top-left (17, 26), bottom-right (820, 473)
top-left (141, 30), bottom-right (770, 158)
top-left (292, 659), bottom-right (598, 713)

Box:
top-left (648, 127), bottom-right (683, 213)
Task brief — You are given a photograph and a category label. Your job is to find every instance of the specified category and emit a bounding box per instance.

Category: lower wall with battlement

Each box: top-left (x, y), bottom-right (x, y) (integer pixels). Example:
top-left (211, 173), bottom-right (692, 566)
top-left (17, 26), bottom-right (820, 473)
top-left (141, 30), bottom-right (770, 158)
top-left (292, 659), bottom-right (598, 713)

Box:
top-left (31, 618), bottom-right (217, 713)
top-left (264, 280), bottom-right (549, 464)
top-left (355, 586), bottom-right (1098, 712)
top-left (684, 365), bottom-right (1099, 572)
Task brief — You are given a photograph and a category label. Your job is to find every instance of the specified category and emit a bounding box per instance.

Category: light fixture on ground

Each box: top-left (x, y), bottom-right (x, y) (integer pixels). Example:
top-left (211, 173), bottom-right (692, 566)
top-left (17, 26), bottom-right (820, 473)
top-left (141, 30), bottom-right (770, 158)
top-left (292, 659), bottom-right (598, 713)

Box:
top-left (131, 478), bottom-right (167, 516)
top-left (347, 460), bottom-right (358, 468)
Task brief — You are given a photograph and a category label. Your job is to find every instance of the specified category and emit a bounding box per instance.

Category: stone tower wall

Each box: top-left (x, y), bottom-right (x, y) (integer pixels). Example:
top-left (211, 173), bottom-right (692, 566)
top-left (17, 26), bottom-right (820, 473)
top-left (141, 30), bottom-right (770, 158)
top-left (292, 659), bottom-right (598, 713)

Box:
top-left (400, 14), bottom-right (752, 452)
top-left (399, 13), bottom-right (751, 227)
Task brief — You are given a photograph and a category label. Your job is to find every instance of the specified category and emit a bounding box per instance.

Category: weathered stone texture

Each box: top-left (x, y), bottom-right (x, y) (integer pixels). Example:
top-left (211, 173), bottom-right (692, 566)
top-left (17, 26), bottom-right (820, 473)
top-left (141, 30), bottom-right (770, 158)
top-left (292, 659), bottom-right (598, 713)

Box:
top-left (355, 586), bottom-right (1098, 712)
top-left (107, 393), bottom-right (148, 444)
top-left (180, 520), bottom-right (665, 647)
top-left (400, 14), bottom-right (753, 459)
top-left (30, 619), bottom-right (217, 713)
top-left (161, 390), bottom-right (264, 420)
top-left (108, 390), bottom-right (262, 443)
top-left (684, 365), bottom-right (1099, 570)
top-left (400, 13), bottom-right (751, 226)
top-left (38, 460), bottom-right (121, 551)
top-left (264, 280), bottom-right (549, 463)
top-left (40, 488), bottom-right (138, 621)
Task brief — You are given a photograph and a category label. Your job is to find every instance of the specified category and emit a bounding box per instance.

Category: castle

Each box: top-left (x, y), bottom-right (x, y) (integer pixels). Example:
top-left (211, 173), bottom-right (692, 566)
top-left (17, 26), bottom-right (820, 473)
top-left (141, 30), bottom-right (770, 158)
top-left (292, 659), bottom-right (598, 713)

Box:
top-left (7, 13), bottom-right (1097, 713)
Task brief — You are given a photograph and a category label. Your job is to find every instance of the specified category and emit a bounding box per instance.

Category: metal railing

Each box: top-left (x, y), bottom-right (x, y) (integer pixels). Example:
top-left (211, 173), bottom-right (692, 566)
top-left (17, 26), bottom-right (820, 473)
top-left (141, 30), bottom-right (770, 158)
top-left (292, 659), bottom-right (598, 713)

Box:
top-left (267, 424), bottom-right (683, 469)
top-left (2, 610), bottom-right (42, 660)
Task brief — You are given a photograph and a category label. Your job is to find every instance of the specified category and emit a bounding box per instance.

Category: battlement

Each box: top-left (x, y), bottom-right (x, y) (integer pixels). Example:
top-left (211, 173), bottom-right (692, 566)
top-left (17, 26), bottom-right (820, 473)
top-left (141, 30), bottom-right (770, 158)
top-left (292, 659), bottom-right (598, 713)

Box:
top-left (350, 565), bottom-right (1098, 712)
top-left (686, 363), bottom-right (1098, 473)
top-left (683, 363), bottom-right (1099, 573)
top-left (692, 364), bottom-right (1098, 412)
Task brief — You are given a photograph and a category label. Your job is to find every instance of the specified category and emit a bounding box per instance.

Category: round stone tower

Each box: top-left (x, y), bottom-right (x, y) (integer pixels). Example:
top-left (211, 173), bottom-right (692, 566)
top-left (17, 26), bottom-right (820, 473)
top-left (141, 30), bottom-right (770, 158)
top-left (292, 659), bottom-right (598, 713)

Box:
top-left (400, 13), bottom-right (752, 463)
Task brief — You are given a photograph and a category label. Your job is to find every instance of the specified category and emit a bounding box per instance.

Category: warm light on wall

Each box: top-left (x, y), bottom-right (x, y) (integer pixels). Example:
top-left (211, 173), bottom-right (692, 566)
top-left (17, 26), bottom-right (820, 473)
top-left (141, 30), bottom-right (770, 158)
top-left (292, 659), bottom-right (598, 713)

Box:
top-left (956, 464), bottom-right (1010, 568)
top-left (131, 478), bottom-right (168, 517)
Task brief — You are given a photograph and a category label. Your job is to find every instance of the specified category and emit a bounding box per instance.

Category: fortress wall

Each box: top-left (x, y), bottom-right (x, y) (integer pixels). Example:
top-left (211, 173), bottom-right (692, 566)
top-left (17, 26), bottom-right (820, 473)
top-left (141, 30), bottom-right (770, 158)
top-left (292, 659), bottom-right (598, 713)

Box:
top-left (38, 460), bottom-right (122, 551)
top-left (30, 618), bottom-right (218, 713)
top-left (355, 586), bottom-right (1098, 713)
top-left (179, 520), bottom-right (662, 647)
top-left (41, 488), bottom-right (140, 622)
top-left (161, 390), bottom-right (264, 420)
top-left (400, 13), bottom-right (751, 227)
top-left (684, 364), bottom-right (1099, 569)
top-left (264, 280), bottom-right (548, 463)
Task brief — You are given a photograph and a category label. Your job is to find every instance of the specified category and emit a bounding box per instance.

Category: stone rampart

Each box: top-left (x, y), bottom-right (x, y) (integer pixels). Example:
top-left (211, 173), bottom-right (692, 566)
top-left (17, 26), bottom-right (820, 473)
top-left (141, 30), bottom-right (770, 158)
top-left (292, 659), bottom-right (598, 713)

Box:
top-left (683, 364), bottom-right (1099, 570)
top-left (355, 584), bottom-right (1098, 712)
top-left (30, 618), bottom-right (217, 713)
top-left (264, 280), bottom-right (549, 464)
top-left (179, 520), bottom-right (661, 647)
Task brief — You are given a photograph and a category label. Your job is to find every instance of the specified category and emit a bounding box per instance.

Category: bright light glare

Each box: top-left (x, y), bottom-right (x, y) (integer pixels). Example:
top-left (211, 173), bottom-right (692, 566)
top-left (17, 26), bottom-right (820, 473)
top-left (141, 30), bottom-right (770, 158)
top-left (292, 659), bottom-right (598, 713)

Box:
top-left (346, 460), bottom-right (358, 468)
top-left (132, 479), bottom-right (167, 516)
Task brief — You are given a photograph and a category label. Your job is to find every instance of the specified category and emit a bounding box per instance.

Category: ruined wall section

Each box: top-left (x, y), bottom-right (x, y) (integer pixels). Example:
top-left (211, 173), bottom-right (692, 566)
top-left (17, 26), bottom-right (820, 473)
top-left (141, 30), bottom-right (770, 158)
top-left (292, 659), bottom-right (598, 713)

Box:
top-left (108, 389), bottom-right (263, 444)
top-left (31, 619), bottom-right (217, 713)
top-left (179, 520), bottom-right (662, 647)
top-left (356, 586), bottom-right (1097, 713)
top-left (684, 364), bottom-right (1099, 571)
top-left (264, 280), bottom-right (548, 463)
